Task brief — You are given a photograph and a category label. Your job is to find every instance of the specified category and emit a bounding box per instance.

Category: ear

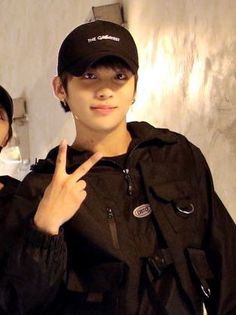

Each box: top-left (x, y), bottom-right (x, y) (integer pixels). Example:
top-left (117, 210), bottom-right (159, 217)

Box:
top-left (52, 76), bottom-right (67, 101)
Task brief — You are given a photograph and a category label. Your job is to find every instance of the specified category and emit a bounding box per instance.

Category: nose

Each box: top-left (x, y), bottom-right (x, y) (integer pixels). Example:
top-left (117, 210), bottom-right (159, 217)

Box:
top-left (96, 87), bottom-right (113, 100)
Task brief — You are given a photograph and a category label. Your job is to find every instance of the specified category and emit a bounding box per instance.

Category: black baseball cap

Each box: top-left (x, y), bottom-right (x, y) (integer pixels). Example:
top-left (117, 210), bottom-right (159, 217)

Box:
top-left (0, 85), bottom-right (13, 123)
top-left (57, 20), bottom-right (139, 76)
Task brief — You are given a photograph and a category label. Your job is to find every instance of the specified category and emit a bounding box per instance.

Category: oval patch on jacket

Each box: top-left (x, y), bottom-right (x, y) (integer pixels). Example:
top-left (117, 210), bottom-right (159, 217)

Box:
top-left (133, 204), bottom-right (152, 218)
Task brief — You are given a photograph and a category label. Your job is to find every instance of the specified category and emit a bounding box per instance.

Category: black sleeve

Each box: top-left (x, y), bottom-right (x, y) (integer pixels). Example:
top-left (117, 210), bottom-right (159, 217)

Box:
top-left (0, 171), bottom-right (67, 315)
top-left (192, 146), bottom-right (236, 315)
top-left (0, 222), bottom-right (67, 315)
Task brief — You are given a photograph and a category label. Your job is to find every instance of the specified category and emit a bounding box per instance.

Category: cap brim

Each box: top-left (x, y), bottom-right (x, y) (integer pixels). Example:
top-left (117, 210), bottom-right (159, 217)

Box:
top-left (66, 52), bottom-right (138, 76)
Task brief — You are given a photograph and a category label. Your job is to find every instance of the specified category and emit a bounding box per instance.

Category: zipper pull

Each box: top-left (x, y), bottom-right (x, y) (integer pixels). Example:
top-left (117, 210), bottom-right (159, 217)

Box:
top-left (107, 207), bottom-right (114, 219)
top-left (123, 168), bottom-right (132, 196)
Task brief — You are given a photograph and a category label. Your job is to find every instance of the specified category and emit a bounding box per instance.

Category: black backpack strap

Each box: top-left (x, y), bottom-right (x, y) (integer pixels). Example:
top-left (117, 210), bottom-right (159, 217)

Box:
top-left (141, 248), bottom-right (173, 315)
top-left (145, 249), bottom-right (173, 280)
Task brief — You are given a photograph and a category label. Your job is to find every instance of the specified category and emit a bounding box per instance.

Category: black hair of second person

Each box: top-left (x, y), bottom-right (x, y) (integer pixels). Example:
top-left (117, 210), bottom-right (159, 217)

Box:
top-left (59, 56), bottom-right (138, 112)
top-left (0, 86), bottom-right (13, 144)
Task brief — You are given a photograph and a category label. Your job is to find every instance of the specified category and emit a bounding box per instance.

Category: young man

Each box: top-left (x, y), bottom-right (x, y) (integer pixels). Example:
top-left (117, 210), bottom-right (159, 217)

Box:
top-left (8, 20), bottom-right (236, 315)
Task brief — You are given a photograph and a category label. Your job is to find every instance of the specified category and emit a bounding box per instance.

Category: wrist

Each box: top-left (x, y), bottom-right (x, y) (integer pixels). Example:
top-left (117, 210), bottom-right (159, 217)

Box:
top-left (33, 215), bottom-right (60, 236)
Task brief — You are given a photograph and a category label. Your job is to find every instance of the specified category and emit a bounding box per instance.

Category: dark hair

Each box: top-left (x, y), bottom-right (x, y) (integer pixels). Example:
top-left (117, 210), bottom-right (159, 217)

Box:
top-left (59, 56), bottom-right (138, 112)
top-left (0, 85), bottom-right (13, 144)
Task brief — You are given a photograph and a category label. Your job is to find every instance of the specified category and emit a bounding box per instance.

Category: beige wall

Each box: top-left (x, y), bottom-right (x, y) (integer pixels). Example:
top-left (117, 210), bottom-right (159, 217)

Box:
top-left (0, 0), bottom-right (235, 221)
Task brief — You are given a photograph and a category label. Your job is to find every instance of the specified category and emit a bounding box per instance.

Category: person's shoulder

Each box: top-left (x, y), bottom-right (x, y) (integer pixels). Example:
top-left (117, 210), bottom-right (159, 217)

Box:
top-left (0, 175), bottom-right (20, 197)
top-left (29, 145), bottom-right (60, 174)
top-left (128, 121), bottom-right (194, 145)
top-left (129, 121), bottom-right (206, 165)
top-left (0, 175), bottom-right (20, 188)
top-left (15, 146), bottom-right (60, 199)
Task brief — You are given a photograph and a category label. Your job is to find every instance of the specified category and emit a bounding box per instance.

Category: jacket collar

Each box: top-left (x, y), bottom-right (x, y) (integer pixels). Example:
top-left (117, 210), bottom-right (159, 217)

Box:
top-left (128, 121), bottom-right (177, 144)
top-left (32, 121), bottom-right (177, 172)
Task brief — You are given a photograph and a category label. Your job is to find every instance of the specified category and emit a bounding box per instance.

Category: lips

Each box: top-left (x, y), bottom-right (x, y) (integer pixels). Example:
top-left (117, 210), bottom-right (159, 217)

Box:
top-left (90, 105), bottom-right (117, 115)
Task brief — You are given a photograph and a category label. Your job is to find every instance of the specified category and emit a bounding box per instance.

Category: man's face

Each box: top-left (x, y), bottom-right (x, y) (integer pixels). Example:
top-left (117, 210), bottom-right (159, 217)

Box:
top-left (0, 106), bottom-right (10, 147)
top-left (55, 66), bottom-right (135, 135)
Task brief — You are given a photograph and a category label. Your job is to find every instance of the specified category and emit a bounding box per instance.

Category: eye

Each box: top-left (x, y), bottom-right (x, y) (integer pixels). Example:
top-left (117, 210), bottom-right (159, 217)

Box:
top-left (0, 109), bottom-right (8, 121)
top-left (115, 73), bottom-right (128, 80)
top-left (82, 72), bottom-right (97, 80)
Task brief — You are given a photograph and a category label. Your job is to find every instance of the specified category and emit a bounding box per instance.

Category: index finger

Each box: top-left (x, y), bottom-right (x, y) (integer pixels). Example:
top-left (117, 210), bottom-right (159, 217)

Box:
top-left (54, 139), bottom-right (67, 177)
top-left (70, 152), bottom-right (103, 182)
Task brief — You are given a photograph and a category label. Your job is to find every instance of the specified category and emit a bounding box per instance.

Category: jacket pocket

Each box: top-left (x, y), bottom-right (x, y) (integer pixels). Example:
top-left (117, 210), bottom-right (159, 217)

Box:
top-left (186, 248), bottom-right (214, 299)
top-left (106, 208), bottom-right (120, 249)
top-left (87, 261), bottom-right (127, 292)
top-left (150, 180), bottom-right (197, 233)
top-left (66, 262), bottom-right (127, 296)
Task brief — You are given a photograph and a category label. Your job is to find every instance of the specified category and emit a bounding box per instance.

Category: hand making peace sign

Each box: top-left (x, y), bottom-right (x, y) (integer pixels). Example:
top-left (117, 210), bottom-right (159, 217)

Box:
top-left (34, 140), bottom-right (103, 235)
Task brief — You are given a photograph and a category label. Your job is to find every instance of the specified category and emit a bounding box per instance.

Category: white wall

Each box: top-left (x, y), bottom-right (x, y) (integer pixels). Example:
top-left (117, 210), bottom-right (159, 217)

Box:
top-left (0, 0), bottom-right (235, 221)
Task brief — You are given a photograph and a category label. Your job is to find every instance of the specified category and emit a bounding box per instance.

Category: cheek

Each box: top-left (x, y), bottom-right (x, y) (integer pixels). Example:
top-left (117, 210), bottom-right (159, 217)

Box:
top-left (0, 124), bottom-right (9, 146)
top-left (67, 93), bottom-right (90, 114)
top-left (0, 134), bottom-right (4, 145)
top-left (120, 87), bottom-right (135, 103)
top-left (123, 80), bottom-right (135, 99)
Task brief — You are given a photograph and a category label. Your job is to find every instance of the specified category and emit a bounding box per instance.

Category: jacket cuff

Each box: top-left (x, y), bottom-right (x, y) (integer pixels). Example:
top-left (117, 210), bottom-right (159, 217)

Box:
top-left (26, 221), bottom-right (64, 249)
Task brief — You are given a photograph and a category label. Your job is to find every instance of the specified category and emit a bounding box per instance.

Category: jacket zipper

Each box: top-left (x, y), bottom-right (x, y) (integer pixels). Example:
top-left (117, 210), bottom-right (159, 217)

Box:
top-left (121, 140), bottom-right (145, 197)
top-left (123, 168), bottom-right (133, 196)
top-left (98, 159), bottom-right (133, 197)
top-left (107, 208), bottom-right (120, 249)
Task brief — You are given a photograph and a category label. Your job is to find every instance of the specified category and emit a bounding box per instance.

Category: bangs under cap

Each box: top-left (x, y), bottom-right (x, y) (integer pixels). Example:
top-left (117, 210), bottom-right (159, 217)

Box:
top-left (0, 85), bottom-right (13, 123)
top-left (57, 20), bottom-right (139, 76)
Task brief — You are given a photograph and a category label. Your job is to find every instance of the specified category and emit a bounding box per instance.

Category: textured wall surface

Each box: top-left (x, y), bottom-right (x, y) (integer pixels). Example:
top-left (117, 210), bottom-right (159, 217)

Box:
top-left (0, 0), bottom-right (235, 221)
top-left (124, 0), bottom-right (236, 222)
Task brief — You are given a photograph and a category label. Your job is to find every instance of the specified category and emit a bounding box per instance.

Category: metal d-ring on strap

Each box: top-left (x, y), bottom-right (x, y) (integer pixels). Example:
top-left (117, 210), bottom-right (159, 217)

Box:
top-left (201, 285), bottom-right (211, 298)
top-left (176, 203), bottom-right (194, 214)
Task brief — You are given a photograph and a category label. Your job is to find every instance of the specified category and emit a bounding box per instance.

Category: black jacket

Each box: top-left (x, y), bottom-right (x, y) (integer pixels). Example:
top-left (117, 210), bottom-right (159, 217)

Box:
top-left (0, 177), bottom-right (66, 315)
top-left (0, 175), bottom-right (21, 314)
top-left (5, 122), bottom-right (236, 315)
top-left (0, 176), bottom-right (21, 259)
top-left (0, 177), bottom-right (65, 315)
